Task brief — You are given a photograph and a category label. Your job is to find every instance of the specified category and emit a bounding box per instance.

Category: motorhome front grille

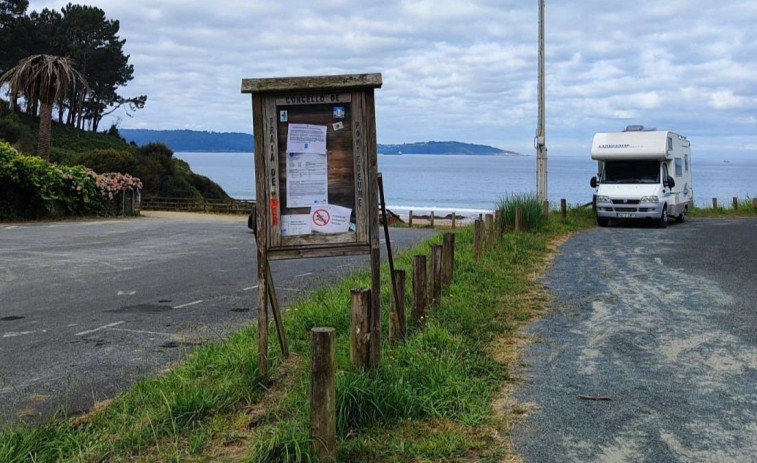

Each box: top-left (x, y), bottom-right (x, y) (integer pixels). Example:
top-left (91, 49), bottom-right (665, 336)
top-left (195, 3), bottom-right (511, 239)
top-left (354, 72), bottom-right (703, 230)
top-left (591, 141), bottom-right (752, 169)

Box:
top-left (611, 199), bottom-right (640, 205)
top-left (614, 207), bottom-right (637, 212)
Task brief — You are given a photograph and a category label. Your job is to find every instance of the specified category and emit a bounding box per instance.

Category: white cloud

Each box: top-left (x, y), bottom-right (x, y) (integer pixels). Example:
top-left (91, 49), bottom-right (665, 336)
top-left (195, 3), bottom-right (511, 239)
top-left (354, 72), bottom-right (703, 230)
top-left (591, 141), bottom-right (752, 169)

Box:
top-left (24, 0), bottom-right (757, 156)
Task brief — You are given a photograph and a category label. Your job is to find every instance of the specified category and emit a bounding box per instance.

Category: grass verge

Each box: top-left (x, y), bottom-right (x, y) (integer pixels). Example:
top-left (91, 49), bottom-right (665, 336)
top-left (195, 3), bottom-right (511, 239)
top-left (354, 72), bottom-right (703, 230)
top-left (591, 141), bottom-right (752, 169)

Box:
top-left (0, 208), bottom-right (594, 463)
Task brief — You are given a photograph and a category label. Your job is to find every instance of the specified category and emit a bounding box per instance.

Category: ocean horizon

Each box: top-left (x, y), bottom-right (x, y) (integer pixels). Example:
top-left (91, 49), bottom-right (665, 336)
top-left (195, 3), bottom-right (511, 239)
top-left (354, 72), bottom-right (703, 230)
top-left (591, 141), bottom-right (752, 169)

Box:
top-left (175, 152), bottom-right (757, 217)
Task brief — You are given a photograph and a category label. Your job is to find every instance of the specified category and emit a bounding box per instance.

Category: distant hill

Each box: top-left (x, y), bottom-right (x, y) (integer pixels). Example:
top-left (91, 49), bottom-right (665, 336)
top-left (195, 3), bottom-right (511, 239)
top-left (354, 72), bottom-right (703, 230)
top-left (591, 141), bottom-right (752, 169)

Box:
top-left (120, 129), bottom-right (254, 152)
top-left (119, 129), bottom-right (523, 155)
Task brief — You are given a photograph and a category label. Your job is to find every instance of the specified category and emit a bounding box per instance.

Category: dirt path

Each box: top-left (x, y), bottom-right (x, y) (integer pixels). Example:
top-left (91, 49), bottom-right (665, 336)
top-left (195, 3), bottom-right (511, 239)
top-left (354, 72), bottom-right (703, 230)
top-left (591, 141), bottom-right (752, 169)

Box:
top-left (512, 218), bottom-right (757, 462)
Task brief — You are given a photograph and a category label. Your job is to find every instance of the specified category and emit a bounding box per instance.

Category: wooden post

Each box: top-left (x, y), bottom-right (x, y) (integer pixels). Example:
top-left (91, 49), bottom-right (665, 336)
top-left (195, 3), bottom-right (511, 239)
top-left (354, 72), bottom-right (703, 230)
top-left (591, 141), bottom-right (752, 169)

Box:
top-left (442, 233), bottom-right (455, 285)
top-left (712, 198), bottom-right (718, 209)
top-left (474, 219), bottom-right (483, 262)
top-left (430, 244), bottom-right (443, 307)
top-left (412, 255), bottom-right (427, 327)
top-left (733, 197), bottom-right (739, 210)
top-left (430, 211), bottom-right (435, 228)
top-left (311, 327), bottom-right (337, 463)
top-left (515, 207), bottom-right (524, 232)
top-left (485, 214), bottom-right (494, 249)
top-left (350, 289), bottom-right (371, 369)
top-left (408, 210), bottom-right (413, 228)
top-left (495, 209), bottom-right (503, 240)
top-left (390, 270), bottom-right (407, 343)
top-left (451, 212), bottom-right (456, 229)
top-left (543, 200), bottom-right (550, 218)
top-left (561, 199), bottom-right (567, 219)
top-left (266, 266), bottom-right (289, 358)
top-left (753, 198), bottom-right (757, 209)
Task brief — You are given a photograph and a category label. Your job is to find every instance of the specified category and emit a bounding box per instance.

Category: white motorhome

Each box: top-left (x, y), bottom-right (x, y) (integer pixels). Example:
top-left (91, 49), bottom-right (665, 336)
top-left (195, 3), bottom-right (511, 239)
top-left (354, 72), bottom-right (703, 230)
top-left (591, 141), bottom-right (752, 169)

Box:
top-left (589, 126), bottom-right (693, 227)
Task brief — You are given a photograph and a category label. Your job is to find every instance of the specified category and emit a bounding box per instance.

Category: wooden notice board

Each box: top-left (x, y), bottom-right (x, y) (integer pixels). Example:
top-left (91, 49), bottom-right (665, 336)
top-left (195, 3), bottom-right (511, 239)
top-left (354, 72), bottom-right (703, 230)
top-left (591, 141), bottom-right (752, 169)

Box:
top-left (241, 73), bottom-right (383, 381)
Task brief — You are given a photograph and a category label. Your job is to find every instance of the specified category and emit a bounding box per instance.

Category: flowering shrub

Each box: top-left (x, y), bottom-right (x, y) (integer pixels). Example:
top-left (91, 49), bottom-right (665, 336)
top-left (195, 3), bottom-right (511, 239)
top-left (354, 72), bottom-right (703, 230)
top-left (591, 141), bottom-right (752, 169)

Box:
top-left (87, 170), bottom-right (143, 200)
top-left (0, 140), bottom-right (141, 220)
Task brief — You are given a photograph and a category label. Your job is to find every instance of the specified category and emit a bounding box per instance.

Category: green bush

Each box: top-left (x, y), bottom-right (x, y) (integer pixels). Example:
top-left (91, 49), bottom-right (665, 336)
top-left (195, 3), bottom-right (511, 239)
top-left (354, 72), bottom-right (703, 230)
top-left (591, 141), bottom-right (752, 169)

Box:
top-left (0, 141), bottom-right (105, 220)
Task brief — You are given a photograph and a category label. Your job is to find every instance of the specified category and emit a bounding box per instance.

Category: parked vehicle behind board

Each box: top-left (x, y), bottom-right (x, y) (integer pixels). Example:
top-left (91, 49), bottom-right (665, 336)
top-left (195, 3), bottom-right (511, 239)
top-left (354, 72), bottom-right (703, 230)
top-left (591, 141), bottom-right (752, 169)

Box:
top-left (589, 125), bottom-right (693, 228)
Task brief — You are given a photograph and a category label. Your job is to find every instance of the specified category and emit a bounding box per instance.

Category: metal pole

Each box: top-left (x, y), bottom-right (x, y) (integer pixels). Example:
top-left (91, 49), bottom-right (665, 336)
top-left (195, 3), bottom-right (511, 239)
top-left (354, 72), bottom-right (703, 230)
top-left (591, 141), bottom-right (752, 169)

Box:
top-left (536, 0), bottom-right (548, 203)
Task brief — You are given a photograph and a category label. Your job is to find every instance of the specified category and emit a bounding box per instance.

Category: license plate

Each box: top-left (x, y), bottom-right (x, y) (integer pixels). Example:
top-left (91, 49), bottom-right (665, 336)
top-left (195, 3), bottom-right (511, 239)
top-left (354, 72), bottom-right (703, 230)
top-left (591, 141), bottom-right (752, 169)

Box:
top-left (617, 213), bottom-right (634, 218)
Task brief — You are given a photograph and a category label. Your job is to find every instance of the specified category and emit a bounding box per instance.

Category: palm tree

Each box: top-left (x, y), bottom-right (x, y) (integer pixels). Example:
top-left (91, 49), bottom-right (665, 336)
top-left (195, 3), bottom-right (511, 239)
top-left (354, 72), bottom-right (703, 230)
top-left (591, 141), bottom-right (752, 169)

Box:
top-left (0, 54), bottom-right (87, 161)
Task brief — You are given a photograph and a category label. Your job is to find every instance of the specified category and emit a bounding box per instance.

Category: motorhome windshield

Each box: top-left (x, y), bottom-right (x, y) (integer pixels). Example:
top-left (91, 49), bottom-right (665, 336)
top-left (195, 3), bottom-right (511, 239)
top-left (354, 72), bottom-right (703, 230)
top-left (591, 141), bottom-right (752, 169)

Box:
top-left (601, 160), bottom-right (660, 184)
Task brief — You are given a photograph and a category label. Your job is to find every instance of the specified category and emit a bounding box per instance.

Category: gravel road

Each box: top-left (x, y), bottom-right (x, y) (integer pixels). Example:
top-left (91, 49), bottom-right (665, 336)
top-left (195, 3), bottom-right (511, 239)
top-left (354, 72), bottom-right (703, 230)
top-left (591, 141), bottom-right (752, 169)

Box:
top-left (513, 217), bottom-right (757, 462)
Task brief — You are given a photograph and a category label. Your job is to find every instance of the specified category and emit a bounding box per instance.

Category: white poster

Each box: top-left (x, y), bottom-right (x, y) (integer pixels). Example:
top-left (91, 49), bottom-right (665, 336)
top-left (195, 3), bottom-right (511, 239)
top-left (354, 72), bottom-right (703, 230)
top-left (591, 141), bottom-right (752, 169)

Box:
top-left (281, 214), bottom-right (312, 236)
top-left (310, 204), bottom-right (352, 234)
top-left (286, 123), bottom-right (329, 208)
top-left (286, 152), bottom-right (328, 207)
top-left (286, 123), bottom-right (327, 154)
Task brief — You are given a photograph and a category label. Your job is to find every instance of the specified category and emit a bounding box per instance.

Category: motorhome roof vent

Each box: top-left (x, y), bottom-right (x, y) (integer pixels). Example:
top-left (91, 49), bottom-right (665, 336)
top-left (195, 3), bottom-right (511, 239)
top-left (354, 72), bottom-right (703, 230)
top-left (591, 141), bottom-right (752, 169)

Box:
top-left (623, 125), bottom-right (656, 132)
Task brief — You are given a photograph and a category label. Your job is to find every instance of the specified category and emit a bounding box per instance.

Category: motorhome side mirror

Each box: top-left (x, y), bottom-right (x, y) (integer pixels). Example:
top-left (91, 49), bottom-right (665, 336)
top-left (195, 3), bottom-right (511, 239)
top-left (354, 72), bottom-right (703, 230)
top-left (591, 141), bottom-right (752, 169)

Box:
top-left (666, 177), bottom-right (675, 188)
top-left (590, 177), bottom-right (598, 188)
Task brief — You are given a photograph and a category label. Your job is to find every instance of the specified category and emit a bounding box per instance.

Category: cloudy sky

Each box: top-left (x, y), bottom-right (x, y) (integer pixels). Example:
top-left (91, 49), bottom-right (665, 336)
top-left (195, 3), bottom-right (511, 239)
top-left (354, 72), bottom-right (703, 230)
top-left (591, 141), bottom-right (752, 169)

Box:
top-left (28, 0), bottom-right (757, 157)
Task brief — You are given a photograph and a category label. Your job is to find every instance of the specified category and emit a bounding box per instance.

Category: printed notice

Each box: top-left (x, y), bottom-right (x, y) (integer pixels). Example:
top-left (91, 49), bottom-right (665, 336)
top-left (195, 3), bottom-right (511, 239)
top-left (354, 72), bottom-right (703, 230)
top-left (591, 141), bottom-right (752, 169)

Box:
top-left (286, 123), bottom-right (328, 208)
top-left (310, 204), bottom-right (352, 234)
top-left (281, 214), bottom-right (311, 236)
top-left (286, 123), bottom-right (327, 154)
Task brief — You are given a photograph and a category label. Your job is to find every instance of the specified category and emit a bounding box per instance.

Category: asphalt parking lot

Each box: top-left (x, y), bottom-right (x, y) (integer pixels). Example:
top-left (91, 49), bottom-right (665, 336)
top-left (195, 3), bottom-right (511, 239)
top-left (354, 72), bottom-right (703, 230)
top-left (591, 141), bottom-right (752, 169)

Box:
top-left (513, 217), bottom-right (757, 462)
top-left (0, 212), bottom-right (437, 427)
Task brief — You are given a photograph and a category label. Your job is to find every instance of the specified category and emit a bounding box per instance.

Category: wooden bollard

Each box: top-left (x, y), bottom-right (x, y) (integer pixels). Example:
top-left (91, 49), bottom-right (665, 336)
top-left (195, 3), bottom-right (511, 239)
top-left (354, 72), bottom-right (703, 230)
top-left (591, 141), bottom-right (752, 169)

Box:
top-left (451, 212), bottom-right (456, 229)
top-left (495, 209), bottom-right (503, 240)
top-left (430, 244), bottom-right (443, 307)
top-left (515, 207), bottom-right (524, 232)
top-left (390, 270), bottom-right (407, 344)
top-left (350, 289), bottom-right (371, 370)
top-left (408, 210), bottom-right (413, 228)
top-left (311, 327), bottom-right (337, 463)
top-left (733, 197), bottom-right (739, 210)
top-left (412, 255), bottom-right (427, 327)
top-left (485, 214), bottom-right (494, 249)
top-left (753, 198), bottom-right (757, 209)
top-left (712, 198), bottom-right (718, 209)
top-left (474, 219), bottom-right (483, 262)
top-left (561, 199), bottom-right (567, 219)
top-left (442, 233), bottom-right (455, 285)
top-left (430, 211), bottom-right (435, 228)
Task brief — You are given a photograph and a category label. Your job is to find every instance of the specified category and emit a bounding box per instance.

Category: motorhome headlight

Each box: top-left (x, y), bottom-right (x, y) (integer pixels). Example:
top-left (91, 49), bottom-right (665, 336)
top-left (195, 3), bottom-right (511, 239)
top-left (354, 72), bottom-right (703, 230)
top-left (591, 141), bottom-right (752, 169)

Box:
top-left (596, 195), bottom-right (611, 203)
top-left (640, 195), bottom-right (659, 203)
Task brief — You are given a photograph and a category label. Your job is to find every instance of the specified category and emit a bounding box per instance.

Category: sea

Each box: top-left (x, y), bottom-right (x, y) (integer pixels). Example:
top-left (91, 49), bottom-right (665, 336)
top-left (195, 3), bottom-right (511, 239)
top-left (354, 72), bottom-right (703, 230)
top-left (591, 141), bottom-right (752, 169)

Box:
top-left (175, 152), bottom-right (757, 218)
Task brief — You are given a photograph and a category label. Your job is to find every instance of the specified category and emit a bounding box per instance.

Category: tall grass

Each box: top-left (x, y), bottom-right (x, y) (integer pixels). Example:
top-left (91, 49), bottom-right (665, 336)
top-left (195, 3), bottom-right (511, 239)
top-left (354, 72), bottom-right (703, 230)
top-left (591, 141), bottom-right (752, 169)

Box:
top-left (497, 192), bottom-right (549, 231)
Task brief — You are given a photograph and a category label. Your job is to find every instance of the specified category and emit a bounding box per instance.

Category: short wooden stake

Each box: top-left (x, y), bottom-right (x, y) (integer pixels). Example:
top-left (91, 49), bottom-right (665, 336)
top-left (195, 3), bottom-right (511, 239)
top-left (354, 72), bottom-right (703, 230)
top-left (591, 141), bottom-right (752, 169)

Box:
top-left (712, 198), bottom-right (718, 209)
top-left (310, 327), bottom-right (337, 463)
top-left (451, 212), bottom-right (456, 229)
top-left (515, 207), bottom-right (524, 232)
top-left (350, 289), bottom-right (371, 370)
top-left (390, 270), bottom-right (407, 344)
top-left (485, 213), bottom-right (494, 249)
top-left (408, 210), bottom-right (413, 228)
top-left (430, 211), bottom-right (435, 228)
top-left (495, 209), bottom-right (504, 240)
top-left (474, 219), bottom-right (483, 262)
top-left (733, 197), bottom-right (739, 210)
top-left (753, 198), bottom-right (757, 209)
top-left (430, 244), bottom-right (443, 307)
top-left (412, 255), bottom-right (427, 327)
top-left (561, 199), bottom-right (567, 219)
top-left (442, 233), bottom-right (455, 285)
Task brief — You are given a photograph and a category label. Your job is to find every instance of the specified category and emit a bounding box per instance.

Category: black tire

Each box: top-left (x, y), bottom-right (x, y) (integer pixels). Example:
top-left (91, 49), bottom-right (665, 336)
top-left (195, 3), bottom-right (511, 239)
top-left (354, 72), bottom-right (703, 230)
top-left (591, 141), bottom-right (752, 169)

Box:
top-left (597, 217), bottom-right (609, 227)
top-left (676, 212), bottom-right (685, 223)
top-left (658, 206), bottom-right (668, 228)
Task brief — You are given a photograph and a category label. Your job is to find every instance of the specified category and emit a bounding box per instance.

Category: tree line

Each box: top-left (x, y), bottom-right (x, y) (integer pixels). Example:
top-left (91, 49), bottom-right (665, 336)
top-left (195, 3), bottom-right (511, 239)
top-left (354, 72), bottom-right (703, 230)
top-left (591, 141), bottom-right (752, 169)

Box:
top-left (0, 0), bottom-right (145, 133)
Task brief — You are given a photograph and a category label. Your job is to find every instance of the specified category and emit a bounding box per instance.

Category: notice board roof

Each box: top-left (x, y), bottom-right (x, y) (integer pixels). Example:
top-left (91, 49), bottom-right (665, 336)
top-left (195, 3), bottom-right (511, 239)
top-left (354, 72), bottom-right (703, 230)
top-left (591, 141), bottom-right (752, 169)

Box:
top-left (241, 73), bottom-right (382, 94)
